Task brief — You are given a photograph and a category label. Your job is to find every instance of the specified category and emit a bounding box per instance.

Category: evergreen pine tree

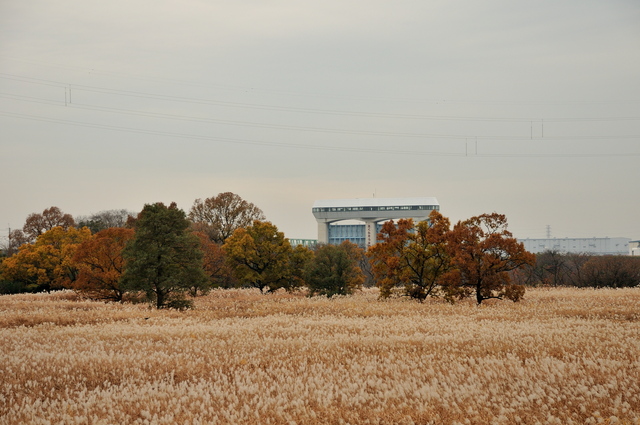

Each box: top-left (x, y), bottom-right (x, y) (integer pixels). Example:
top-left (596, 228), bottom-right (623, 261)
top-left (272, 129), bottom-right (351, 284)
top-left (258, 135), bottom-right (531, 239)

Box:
top-left (121, 202), bottom-right (207, 308)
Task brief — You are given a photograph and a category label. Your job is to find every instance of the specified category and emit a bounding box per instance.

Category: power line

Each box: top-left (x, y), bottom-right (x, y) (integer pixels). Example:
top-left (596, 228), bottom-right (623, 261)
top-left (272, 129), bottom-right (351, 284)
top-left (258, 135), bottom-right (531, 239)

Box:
top-left (0, 93), bottom-right (527, 140)
top-left (0, 110), bottom-right (462, 156)
top-left (3, 57), bottom-right (640, 106)
top-left (2, 92), bottom-right (639, 141)
top-left (2, 110), bottom-right (638, 158)
top-left (2, 73), bottom-right (639, 123)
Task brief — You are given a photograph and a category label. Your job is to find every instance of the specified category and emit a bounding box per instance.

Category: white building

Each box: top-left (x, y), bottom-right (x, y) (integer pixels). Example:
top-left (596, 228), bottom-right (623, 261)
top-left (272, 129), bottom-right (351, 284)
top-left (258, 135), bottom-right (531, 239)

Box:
top-left (518, 237), bottom-right (632, 255)
top-left (312, 197), bottom-right (439, 248)
top-left (630, 240), bottom-right (640, 256)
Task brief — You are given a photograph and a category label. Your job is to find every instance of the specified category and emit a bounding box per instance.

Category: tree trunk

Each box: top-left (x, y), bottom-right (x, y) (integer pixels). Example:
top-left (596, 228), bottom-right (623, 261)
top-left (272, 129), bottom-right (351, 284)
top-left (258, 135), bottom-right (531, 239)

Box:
top-left (475, 281), bottom-right (483, 305)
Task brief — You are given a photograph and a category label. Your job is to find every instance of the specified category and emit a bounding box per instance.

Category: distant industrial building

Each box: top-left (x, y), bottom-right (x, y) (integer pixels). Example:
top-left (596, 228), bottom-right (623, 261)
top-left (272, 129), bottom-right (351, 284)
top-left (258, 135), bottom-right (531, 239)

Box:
top-left (518, 237), bottom-right (632, 255)
top-left (287, 239), bottom-right (317, 249)
top-left (630, 240), bottom-right (640, 256)
top-left (312, 197), bottom-right (439, 248)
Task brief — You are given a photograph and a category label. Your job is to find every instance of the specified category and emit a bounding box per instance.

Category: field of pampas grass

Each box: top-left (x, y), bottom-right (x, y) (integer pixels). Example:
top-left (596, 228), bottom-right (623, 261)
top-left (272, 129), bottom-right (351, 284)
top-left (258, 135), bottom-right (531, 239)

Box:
top-left (1, 287), bottom-right (639, 425)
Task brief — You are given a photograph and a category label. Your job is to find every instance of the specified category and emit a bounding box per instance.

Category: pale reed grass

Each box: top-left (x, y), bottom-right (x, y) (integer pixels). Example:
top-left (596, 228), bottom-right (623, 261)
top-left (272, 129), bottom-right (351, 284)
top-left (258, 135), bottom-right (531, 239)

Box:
top-left (0, 288), bottom-right (638, 424)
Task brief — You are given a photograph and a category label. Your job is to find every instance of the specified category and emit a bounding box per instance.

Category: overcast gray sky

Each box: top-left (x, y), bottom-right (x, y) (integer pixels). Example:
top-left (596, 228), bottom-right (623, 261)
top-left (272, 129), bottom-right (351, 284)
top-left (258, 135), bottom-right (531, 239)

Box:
top-left (1, 0), bottom-right (639, 242)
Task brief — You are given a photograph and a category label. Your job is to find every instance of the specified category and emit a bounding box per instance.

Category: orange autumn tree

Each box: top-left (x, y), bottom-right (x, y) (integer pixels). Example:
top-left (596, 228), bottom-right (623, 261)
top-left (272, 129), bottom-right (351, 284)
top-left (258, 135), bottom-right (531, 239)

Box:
top-left (1, 226), bottom-right (91, 292)
top-left (443, 213), bottom-right (535, 305)
top-left (72, 227), bottom-right (134, 301)
top-left (194, 231), bottom-right (235, 292)
top-left (367, 211), bottom-right (452, 301)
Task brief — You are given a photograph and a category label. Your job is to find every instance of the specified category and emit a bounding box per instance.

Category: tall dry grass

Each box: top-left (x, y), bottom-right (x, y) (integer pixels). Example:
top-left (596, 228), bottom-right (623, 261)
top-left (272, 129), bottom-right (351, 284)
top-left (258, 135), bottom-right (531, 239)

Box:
top-left (0, 288), bottom-right (638, 424)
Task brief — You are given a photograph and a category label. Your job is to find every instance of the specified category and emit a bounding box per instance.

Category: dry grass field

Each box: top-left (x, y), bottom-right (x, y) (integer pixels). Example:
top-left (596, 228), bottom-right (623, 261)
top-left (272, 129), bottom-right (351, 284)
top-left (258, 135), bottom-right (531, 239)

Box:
top-left (1, 287), bottom-right (639, 425)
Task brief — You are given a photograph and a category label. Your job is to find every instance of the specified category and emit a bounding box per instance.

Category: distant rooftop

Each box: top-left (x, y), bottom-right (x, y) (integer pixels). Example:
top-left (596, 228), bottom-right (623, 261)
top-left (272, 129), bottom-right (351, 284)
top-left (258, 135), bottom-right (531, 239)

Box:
top-left (313, 197), bottom-right (439, 209)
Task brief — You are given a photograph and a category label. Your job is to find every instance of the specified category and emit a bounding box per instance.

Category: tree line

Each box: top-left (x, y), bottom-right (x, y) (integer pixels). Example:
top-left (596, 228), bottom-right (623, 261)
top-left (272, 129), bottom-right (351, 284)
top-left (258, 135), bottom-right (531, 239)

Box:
top-left (512, 249), bottom-right (640, 289)
top-left (1, 193), bottom-right (636, 308)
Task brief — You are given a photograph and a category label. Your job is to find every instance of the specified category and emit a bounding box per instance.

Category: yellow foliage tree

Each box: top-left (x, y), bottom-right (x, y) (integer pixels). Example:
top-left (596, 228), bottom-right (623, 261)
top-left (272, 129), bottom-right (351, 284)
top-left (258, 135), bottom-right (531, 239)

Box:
top-left (1, 226), bottom-right (92, 292)
top-left (222, 221), bottom-right (308, 293)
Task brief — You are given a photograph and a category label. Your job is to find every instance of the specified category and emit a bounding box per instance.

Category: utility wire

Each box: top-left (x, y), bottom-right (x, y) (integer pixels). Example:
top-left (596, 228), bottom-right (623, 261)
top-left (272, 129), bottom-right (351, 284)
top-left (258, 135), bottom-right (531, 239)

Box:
top-left (0, 93), bottom-right (524, 140)
top-left (2, 73), bottom-right (639, 123)
top-left (2, 92), bottom-right (639, 141)
top-left (3, 58), bottom-right (640, 106)
top-left (0, 110), bottom-right (463, 156)
top-left (2, 110), bottom-right (639, 158)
